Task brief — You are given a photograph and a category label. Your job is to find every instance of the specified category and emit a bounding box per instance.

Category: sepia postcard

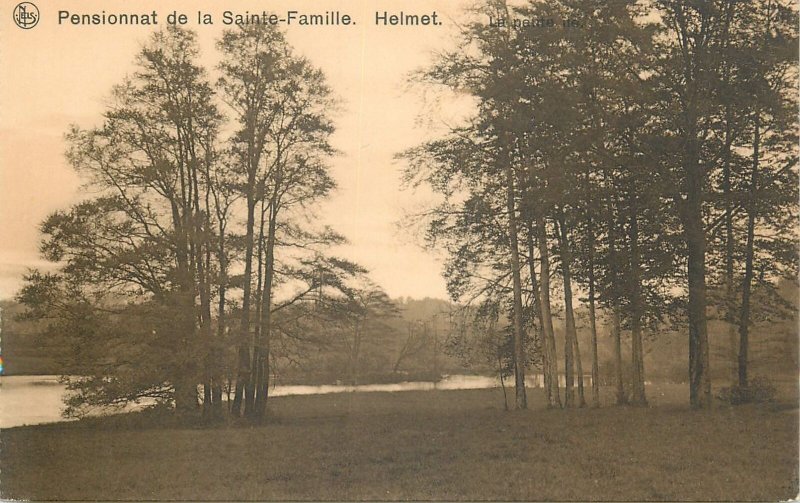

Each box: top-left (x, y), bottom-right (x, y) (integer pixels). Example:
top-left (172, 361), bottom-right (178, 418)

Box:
top-left (1, 0), bottom-right (798, 500)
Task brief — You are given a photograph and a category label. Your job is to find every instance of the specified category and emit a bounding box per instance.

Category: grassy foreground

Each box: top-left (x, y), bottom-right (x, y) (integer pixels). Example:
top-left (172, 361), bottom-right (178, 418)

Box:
top-left (1, 385), bottom-right (797, 501)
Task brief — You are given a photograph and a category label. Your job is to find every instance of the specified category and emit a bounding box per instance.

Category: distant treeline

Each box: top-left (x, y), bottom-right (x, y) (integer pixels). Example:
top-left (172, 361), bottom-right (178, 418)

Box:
top-left (5, 280), bottom-right (796, 390)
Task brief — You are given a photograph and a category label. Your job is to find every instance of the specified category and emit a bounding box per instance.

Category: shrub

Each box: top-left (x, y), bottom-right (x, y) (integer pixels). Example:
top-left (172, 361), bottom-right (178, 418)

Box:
top-left (717, 377), bottom-right (777, 405)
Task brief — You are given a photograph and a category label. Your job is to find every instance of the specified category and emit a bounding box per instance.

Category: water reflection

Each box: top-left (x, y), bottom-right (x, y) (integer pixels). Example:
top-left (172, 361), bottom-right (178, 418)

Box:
top-left (1, 375), bottom-right (66, 428)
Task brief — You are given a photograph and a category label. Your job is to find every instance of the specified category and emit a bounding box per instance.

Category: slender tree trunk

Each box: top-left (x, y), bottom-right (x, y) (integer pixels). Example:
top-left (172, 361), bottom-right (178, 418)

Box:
top-left (573, 339), bottom-right (587, 405)
top-left (232, 196), bottom-right (257, 416)
top-left (628, 204), bottom-right (647, 406)
top-left (525, 222), bottom-right (551, 406)
top-left (203, 149), bottom-right (224, 416)
top-left (558, 213), bottom-right (587, 407)
top-left (611, 306), bottom-right (625, 405)
top-left (503, 147), bottom-right (527, 410)
top-left (174, 123), bottom-right (202, 415)
top-left (208, 150), bottom-right (228, 416)
top-left (608, 212), bottom-right (627, 405)
top-left (669, 0), bottom-right (715, 410)
top-left (255, 204), bottom-right (277, 419)
top-left (188, 142), bottom-right (216, 418)
top-left (572, 330), bottom-right (587, 407)
top-left (247, 201), bottom-right (267, 417)
top-left (722, 106), bottom-right (738, 386)
top-left (556, 210), bottom-right (577, 407)
top-left (587, 214), bottom-right (601, 408)
top-left (203, 221), bottom-right (219, 416)
top-left (684, 133), bottom-right (712, 408)
top-left (498, 354), bottom-right (509, 411)
top-left (738, 113), bottom-right (760, 389)
top-left (200, 271), bottom-right (213, 416)
top-left (213, 227), bottom-right (227, 415)
top-left (212, 213), bottom-right (231, 415)
top-left (537, 217), bottom-right (561, 408)
top-left (491, 2), bottom-right (527, 409)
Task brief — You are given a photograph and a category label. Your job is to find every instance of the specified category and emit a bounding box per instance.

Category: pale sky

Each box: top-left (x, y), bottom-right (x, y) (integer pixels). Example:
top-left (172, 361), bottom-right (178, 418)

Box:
top-left (0, 0), bottom-right (477, 300)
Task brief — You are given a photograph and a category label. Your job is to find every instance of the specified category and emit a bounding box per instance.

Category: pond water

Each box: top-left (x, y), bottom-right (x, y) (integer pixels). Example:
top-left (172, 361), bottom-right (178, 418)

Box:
top-left (1, 375), bottom-right (67, 429)
top-left (0, 373), bottom-right (588, 428)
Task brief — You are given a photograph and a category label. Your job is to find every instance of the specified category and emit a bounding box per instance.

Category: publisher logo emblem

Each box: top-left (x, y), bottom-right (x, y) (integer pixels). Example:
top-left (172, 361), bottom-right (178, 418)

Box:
top-left (13, 2), bottom-right (39, 29)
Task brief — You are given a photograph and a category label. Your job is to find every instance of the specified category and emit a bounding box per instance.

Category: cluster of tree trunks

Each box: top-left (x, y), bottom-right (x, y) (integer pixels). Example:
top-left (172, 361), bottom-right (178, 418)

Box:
top-left (401, 0), bottom-right (797, 410)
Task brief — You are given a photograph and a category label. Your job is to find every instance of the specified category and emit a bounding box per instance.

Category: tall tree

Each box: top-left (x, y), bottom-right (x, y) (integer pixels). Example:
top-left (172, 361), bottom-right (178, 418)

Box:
top-left (653, 0), bottom-right (734, 408)
top-left (217, 24), bottom-right (337, 417)
top-left (23, 27), bottom-right (221, 413)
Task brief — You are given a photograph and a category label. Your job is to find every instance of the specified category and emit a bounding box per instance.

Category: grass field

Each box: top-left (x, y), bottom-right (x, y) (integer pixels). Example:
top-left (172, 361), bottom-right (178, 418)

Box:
top-left (1, 384), bottom-right (797, 501)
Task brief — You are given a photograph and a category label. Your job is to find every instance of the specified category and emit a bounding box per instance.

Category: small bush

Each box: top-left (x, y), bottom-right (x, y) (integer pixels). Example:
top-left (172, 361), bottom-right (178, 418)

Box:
top-left (717, 377), bottom-right (777, 405)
